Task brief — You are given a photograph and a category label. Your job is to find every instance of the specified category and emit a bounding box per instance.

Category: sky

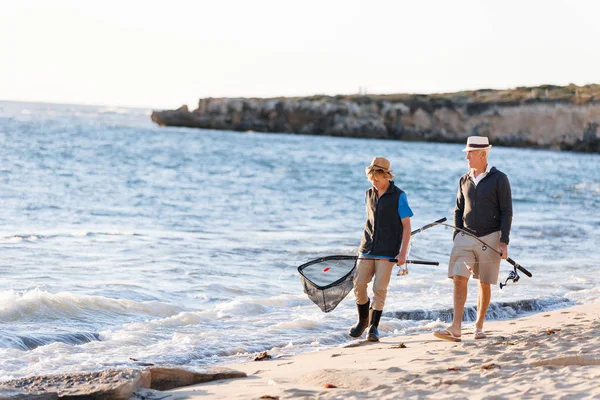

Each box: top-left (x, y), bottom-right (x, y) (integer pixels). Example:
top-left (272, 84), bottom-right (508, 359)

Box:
top-left (1, 0), bottom-right (599, 109)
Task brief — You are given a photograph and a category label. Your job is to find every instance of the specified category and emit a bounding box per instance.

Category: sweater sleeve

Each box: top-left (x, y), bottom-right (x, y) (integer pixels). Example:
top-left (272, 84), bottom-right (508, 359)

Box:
top-left (497, 174), bottom-right (513, 244)
top-left (453, 178), bottom-right (465, 239)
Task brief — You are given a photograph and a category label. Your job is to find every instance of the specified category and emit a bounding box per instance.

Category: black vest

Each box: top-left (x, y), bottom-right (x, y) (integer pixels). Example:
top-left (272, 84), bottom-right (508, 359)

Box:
top-left (359, 182), bottom-right (404, 258)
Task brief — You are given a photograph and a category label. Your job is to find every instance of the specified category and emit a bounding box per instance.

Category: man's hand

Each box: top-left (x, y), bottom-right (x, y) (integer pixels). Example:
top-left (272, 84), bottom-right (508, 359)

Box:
top-left (498, 242), bottom-right (508, 259)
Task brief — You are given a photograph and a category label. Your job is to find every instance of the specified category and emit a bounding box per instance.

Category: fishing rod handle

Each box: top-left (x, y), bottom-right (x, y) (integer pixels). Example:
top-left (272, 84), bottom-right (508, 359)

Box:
top-left (410, 217), bottom-right (447, 236)
top-left (406, 260), bottom-right (440, 266)
top-left (507, 257), bottom-right (533, 277)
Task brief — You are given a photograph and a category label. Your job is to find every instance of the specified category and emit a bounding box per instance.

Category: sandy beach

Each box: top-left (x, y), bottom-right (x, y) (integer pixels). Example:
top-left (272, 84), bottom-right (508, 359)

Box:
top-left (159, 303), bottom-right (600, 399)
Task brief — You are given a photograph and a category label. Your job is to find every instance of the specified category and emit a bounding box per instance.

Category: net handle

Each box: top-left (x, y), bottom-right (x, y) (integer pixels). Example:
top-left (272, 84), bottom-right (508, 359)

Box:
top-left (357, 257), bottom-right (439, 266)
top-left (406, 260), bottom-right (439, 266)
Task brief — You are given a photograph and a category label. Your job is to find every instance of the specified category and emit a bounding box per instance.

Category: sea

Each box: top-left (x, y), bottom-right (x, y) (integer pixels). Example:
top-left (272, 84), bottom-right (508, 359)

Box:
top-left (0, 100), bottom-right (598, 380)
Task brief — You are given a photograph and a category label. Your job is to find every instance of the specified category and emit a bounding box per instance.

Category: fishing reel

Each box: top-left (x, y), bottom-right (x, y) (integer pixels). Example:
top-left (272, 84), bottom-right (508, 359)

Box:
top-left (499, 267), bottom-right (520, 289)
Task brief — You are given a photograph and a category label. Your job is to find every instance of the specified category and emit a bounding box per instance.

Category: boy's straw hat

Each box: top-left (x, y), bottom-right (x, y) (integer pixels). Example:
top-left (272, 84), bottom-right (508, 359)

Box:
top-left (366, 157), bottom-right (393, 173)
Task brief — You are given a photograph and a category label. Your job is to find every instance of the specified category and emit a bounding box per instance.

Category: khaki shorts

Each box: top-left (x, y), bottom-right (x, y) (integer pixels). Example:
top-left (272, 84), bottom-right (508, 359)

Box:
top-left (448, 231), bottom-right (502, 284)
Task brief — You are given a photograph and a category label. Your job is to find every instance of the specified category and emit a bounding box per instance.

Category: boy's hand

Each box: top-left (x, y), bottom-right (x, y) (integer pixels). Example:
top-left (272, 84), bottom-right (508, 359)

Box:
top-left (397, 264), bottom-right (409, 276)
top-left (395, 252), bottom-right (407, 276)
top-left (395, 253), bottom-right (406, 266)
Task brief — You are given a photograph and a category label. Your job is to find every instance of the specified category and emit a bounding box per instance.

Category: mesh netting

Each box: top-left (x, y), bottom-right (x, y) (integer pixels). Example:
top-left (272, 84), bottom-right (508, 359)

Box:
top-left (297, 255), bottom-right (357, 313)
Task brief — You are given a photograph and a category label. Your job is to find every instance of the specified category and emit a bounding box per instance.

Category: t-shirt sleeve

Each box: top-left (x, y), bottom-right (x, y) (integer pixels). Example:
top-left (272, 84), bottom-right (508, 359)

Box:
top-left (398, 192), bottom-right (414, 219)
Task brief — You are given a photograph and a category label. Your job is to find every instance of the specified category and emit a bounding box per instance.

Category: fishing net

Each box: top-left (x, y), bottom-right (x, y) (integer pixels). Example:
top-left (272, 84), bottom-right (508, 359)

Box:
top-left (297, 255), bottom-right (357, 313)
top-left (297, 218), bottom-right (449, 313)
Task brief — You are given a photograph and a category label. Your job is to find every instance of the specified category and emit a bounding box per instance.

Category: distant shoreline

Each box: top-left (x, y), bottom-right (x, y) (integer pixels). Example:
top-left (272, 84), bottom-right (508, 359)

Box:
top-left (151, 84), bottom-right (600, 153)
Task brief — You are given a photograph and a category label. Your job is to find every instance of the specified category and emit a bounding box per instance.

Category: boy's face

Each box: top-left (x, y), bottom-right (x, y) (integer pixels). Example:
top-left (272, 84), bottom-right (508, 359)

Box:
top-left (368, 174), bottom-right (389, 193)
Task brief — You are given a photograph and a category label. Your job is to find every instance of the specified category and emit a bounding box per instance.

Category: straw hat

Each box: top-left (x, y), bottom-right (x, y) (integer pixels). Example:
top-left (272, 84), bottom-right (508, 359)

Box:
top-left (462, 136), bottom-right (492, 152)
top-left (366, 157), bottom-right (393, 173)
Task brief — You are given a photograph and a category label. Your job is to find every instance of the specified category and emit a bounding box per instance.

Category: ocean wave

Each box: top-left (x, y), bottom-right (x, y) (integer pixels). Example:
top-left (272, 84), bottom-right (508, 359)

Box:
top-left (269, 319), bottom-right (320, 330)
top-left (0, 289), bottom-right (183, 322)
top-left (385, 297), bottom-right (572, 322)
top-left (120, 311), bottom-right (207, 331)
top-left (2, 231), bottom-right (142, 243)
top-left (216, 300), bottom-right (269, 318)
top-left (565, 287), bottom-right (600, 303)
top-left (0, 331), bottom-right (100, 351)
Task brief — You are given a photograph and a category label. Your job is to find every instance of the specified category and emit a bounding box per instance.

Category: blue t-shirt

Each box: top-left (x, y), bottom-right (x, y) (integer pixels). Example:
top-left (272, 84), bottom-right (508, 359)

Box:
top-left (397, 192), bottom-right (414, 219)
top-left (360, 192), bottom-right (413, 259)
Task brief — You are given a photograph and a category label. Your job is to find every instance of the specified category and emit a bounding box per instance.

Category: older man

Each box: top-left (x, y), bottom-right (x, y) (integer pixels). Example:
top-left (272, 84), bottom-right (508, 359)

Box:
top-left (434, 136), bottom-right (513, 342)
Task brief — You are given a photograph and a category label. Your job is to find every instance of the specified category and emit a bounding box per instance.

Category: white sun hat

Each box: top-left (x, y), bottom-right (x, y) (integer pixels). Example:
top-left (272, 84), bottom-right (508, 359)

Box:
top-left (462, 136), bottom-right (492, 152)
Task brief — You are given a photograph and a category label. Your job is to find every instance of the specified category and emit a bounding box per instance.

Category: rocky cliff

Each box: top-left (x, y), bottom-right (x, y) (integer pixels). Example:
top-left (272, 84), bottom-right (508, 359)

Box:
top-left (151, 84), bottom-right (600, 152)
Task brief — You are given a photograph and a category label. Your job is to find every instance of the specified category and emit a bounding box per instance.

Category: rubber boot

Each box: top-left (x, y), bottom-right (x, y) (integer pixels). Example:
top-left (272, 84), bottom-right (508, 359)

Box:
top-left (367, 309), bottom-right (383, 342)
top-left (349, 300), bottom-right (370, 337)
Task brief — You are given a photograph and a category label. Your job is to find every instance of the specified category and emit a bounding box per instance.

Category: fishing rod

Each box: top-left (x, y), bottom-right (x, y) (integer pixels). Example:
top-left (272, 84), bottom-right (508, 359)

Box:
top-left (316, 218), bottom-right (448, 269)
top-left (411, 217), bottom-right (447, 235)
top-left (397, 217), bottom-right (447, 266)
top-left (430, 221), bottom-right (532, 288)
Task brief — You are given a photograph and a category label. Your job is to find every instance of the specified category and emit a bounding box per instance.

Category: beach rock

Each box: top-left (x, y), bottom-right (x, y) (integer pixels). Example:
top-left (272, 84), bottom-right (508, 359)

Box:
top-left (0, 369), bottom-right (150, 400)
top-left (148, 366), bottom-right (247, 391)
top-left (151, 84), bottom-right (600, 153)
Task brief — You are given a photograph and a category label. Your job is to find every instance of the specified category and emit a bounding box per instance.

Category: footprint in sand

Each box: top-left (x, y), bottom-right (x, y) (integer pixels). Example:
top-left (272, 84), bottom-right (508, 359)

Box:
top-left (386, 366), bottom-right (404, 373)
top-left (283, 389), bottom-right (319, 396)
top-left (466, 358), bottom-right (484, 363)
top-left (532, 356), bottom-right (600, 367)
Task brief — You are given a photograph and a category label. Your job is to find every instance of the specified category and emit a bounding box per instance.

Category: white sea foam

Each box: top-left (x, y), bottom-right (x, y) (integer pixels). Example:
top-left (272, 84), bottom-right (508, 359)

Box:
top-left (0, 289), bottom-right (182, 321)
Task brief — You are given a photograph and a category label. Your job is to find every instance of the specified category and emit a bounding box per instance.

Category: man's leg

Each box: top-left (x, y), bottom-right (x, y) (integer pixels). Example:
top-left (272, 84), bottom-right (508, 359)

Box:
top-left (475, 281), bottom-right (491, 331)
top-left (447, 275), bottom-right (468, 336)
top-left (443, 233), bottom-right (475, 337)
top-left (474, 231), bottom-right (501, 337)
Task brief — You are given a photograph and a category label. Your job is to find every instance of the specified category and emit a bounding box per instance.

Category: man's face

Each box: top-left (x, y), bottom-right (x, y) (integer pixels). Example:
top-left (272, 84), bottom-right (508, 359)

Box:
top-left (465, 150), bottom-right (487, 169)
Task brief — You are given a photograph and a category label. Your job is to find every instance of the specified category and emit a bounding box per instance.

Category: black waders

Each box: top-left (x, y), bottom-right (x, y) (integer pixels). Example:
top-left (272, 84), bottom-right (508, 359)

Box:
top-left (367, 309), bottom-right (382, 342)
top-left (348, 300), bottom-right (370, 337)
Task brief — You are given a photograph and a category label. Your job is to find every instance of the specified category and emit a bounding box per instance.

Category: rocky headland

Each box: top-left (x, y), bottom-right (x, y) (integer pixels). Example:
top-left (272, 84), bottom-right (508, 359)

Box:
top-left (151, 84), bottom-right (600, 153)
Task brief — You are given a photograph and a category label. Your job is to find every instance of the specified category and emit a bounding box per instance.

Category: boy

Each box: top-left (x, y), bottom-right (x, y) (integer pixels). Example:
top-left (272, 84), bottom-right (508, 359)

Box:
top-left (349, 157), bottom-right (413, 341)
